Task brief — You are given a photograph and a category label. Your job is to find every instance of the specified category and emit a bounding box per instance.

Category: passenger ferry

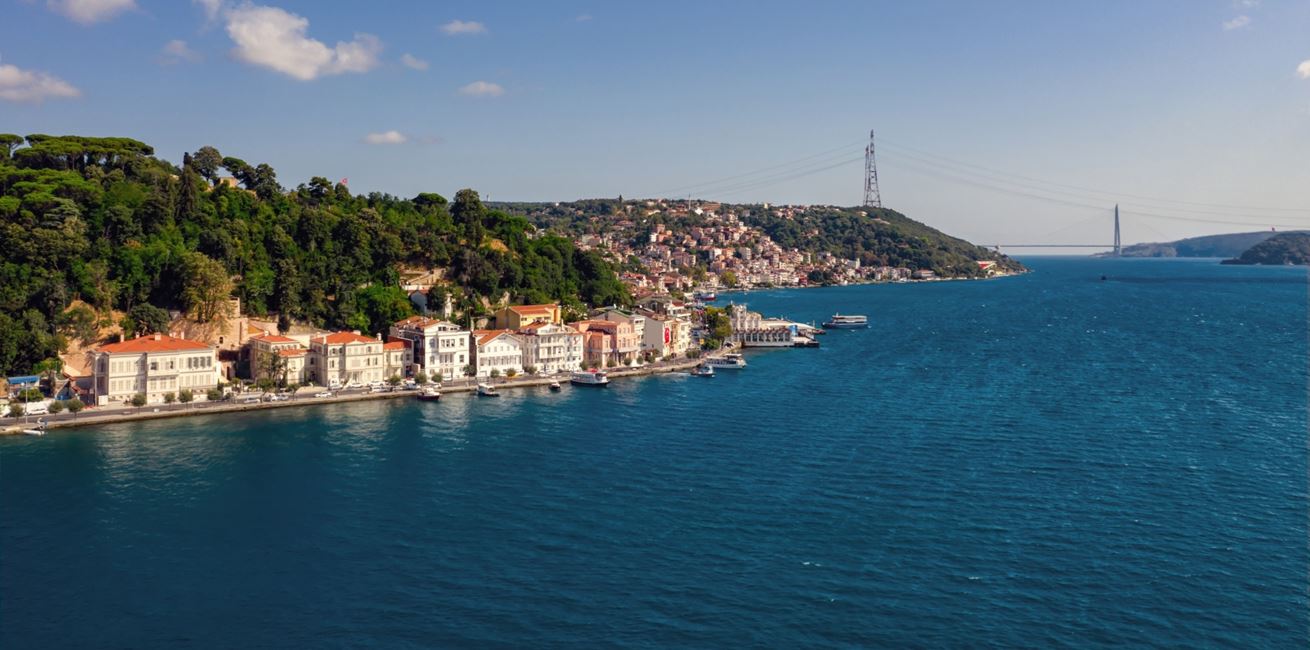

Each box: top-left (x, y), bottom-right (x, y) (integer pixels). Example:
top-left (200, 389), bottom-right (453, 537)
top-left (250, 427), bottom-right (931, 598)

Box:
top-left (695, 290), bottom-right (718, 302)
top-left (704, 352), bottom-right (747, 369)
top-left (570, 369), bottom-right (610, 387)
top-left (822, 313), bottom-right (868, 329)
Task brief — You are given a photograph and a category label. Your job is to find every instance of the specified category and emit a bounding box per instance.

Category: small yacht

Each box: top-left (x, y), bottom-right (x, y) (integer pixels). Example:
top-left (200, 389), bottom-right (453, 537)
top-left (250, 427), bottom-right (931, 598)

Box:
top-left (477, 383), bottom-right (500, 397)
top-left (822, 313), bottom-right (868, 329)
top-left (704, 353), bottom-right (747, 369)
top-left (416, 385), bottom-right (442, 401)
top-left (690, 364), bottom-right (715, 377)
top-left (570, 369), bottom-right (610, 387)
top-left (549, 380), bottom-right (562, 391)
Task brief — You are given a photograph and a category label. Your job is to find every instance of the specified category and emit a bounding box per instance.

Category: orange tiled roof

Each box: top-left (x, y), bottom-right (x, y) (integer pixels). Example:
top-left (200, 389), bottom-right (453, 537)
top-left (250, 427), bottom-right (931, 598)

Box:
top-left (99, 333), bottom-right (212, 355)
top-left (250, 333), bottom-right (299, 344)
top-left (312, 331), bottom-right (377, 345)
top-left (508, 304), bottom-right (557, 315)
top-left (473, 329), bottom-right (516, 347)
top-left (383, 340), bottom-right (406, 350)
top-left (394, 315), bottom-right (442, 329)
top-left (278, 349), bottom-right (307, 357)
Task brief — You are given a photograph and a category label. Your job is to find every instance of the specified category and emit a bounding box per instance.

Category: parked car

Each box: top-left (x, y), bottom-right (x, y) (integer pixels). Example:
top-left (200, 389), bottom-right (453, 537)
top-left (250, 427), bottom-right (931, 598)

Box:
top-left (313, 391), bottom-right (333, 398)
top-left (267, 394), bottom-right (290, 402)
top-left (241, 396), bottom-right (261, 404)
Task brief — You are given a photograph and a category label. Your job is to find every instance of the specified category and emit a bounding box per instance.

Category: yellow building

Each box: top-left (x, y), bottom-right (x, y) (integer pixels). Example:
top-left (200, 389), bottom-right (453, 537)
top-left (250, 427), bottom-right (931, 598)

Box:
top-left (493, 304), bottom-right (561, 330)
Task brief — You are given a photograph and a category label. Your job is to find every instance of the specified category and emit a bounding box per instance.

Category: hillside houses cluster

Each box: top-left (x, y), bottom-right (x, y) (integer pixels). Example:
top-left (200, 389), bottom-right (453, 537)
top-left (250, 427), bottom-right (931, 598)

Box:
top-left (539, 200), bottom-right (920, 297)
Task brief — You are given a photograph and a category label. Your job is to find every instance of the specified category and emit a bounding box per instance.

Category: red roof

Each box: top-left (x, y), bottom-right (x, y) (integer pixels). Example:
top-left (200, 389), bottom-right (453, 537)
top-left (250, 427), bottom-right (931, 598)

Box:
top-left (383, 340), bottom-right (406, 350)
top-left (99, 333), bottom-right (212, 355)
top-left (278, 349), bottom-right (307, 357)
top-left (312, 331), bottom-right (377, 345)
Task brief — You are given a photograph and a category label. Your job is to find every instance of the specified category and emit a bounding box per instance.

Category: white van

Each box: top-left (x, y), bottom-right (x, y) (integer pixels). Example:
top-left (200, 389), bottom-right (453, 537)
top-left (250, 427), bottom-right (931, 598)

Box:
top-left (23, 401), bottom-right (50, 416)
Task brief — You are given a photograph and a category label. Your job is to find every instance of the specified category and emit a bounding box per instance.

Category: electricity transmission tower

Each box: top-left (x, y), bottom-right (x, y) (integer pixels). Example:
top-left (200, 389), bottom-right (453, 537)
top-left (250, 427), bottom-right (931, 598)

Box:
top-left (863, 130), bottom-right (882, 209)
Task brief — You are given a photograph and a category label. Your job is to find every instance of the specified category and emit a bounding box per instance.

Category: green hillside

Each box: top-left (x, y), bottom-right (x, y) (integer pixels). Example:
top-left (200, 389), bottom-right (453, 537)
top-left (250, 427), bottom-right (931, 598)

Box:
top-left (1221, 232), bottom-right (1310, 266)
top-left (0, 134), bottom-right (627, 377)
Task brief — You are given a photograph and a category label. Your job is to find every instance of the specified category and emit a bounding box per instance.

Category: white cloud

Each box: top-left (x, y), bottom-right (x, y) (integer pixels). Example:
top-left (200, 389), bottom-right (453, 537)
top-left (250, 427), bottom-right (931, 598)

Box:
top-left (1298, 60), bottom-right (1310, 80)
top-left (224, 3), bottom-right (382, 81)
top-left (440, 19), bottom-right (487, 36)
top-left (575, 14), bottom-right (593, 22)
top-left (193, 0), bottom-right (224, 21)
top-left (458, 80), bottom-right (504, 97)
top-left (364, 130), bottom-right (407, 145)
top-left (46, 0), bottom-right (135, 24)
top-left (400, 53), bottom-right (428, 71)
top-left (0, 60), bottom-right (81, 103)
top-left (160, 39), bottom-right (202, 64)
top-left (1222, 15), bottom-right (1250, 31)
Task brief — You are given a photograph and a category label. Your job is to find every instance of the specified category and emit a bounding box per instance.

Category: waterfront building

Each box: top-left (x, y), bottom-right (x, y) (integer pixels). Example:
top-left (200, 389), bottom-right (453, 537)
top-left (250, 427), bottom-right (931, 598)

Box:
top-left (246, 333), bottom-right (310, 385)
top-left (92, 333), bottom-right (218, 406)
top-left (308, 331), bottom-right (384, 388)
top-left (572, 319), bottom-right (639, 367)
top-left (471, 330), bottom-right (525, 378)
top-left (389, 316), bottom-right (470, 381)
top-left (517, 322), bottom-right (584, 374)
top-left (383, 339), bottom-right (407, 379)
top-left (493, 304), bottom-right (561, 331)
top-left (634, 308), bottom-right (673, 358)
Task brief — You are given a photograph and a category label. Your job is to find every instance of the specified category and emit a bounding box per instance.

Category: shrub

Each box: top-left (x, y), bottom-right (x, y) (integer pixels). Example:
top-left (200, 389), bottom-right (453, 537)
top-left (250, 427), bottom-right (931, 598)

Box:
top-left (523, 365), bottom-right (537, 376)
top-left (206, 388), bottom-right (223, 401)
top-left (66, 399), bottom-right (84, 415)
top-left (163, 392), bottom-right (176, 404)
top-left (131, 393), bottom-right (147, 407)
top-left (48, 400), bottom-right (65, 414)
top-left (490, 369), bottom-right (500, 378)
top-left (415, 371), bottom-right (428, 385)
top-left (387, 375), bottom-right (401, 386)
top-left (179, 389), bottom-right (194, 404)
top-left (8, 403), bottom-right (23, 417)
top-left (506, 368), bottom-right (517, 378)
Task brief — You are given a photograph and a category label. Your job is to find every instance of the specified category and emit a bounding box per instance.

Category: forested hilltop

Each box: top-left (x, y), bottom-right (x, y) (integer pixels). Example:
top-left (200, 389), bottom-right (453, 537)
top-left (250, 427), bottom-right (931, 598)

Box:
top-left (0, 134), bottom-right (628, 378)
top-left (1221, 232), bottom-right (1310, 266)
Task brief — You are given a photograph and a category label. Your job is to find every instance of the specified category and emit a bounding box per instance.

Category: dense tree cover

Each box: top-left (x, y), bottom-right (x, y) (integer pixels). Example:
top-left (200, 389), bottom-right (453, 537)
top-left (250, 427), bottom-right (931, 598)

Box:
top-left (0, 134), bottom-right (628, 377)
top-left (744, 206), bottom-right (1025, 277)
top-left (1222, 232), bottom-right (1310, 266)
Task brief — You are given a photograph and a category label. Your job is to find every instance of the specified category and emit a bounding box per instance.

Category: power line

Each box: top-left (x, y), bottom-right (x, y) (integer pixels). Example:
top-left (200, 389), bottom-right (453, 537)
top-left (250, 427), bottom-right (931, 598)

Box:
top-left (889, 157), bottom-right (1310, 229)
top-left (648, 138), bottom-right (864, 197)
top-left (878, 137), bottom-right (1309, 214)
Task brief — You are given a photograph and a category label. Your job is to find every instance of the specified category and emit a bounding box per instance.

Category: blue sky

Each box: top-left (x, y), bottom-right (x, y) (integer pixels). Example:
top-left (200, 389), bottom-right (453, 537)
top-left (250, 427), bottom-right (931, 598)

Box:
top-left (2, 0), bottom-right (1309, 247)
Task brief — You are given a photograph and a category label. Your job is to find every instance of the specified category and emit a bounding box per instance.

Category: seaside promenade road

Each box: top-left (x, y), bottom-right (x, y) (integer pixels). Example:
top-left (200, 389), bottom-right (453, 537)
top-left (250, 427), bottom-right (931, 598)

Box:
top-left (4, 354), bottom-right (714, 433)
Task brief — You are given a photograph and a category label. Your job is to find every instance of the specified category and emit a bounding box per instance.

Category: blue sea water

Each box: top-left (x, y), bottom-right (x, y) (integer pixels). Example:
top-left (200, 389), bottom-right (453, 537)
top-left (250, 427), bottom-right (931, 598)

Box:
top-left (1, 257), bottom-right (1307, 648)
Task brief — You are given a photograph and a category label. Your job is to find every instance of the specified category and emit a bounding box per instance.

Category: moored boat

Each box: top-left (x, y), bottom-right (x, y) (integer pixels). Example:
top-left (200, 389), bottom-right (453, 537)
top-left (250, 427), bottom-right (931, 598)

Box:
top-left (822, 313), bottom-right (868, 329)
top-left (570, 369), bottom-right (609, 386)
top-left (477, 383), bottom-right (500, 397)
top-left (703, 352), bottom-right (747, 369)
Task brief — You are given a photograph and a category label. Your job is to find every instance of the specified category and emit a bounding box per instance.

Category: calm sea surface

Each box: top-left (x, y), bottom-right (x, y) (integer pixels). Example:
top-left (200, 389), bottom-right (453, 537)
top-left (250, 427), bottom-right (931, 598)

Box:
top-left (2, 257), bottom-right (1307, 648)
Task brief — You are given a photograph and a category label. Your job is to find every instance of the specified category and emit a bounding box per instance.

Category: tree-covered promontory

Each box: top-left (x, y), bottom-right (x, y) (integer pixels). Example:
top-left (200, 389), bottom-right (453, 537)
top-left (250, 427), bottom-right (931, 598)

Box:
top-left (0, 134), bottom-right (628, 377)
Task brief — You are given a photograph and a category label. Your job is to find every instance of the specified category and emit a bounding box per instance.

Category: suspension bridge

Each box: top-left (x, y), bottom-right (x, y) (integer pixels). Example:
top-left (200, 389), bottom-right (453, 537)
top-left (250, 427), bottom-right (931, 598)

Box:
top-left (985, 206), bottom-right (1122, 255)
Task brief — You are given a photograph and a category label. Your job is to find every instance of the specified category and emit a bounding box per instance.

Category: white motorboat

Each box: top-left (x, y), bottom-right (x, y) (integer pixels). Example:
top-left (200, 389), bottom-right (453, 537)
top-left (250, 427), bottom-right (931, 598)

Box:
top-left (703, 353), bottom-right (747, 369)
top-left (477, 383), bottom-right (500, 397)
top-left (570, 369), bottom-right (610, 386)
